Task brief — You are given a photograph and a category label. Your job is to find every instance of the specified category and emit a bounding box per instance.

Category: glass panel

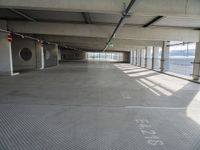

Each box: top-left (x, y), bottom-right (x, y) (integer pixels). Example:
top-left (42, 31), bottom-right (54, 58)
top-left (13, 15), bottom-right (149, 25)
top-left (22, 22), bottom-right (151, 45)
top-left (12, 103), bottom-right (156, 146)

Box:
top-left (147, 47), bottom-right (153, 69)
top-left (86, 52), bottom-right (125, 62)
top-left (166, 42), bottom-right (195, 77)
top-left (153, 47), bottom-right (162, 71)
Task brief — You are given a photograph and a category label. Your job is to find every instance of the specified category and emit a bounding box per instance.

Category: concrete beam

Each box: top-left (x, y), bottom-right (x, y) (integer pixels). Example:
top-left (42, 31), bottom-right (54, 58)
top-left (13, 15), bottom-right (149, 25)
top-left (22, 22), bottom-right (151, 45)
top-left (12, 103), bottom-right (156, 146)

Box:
top-left (0, 0), bottom-right (200, 16)
top-left (118, 26), bottom-right (200, 42)
top-left (37, 36), bottom-right (107, 47)
top-left (111, 39), bottom-right (163, 47)
top-left (7, 21), bottom-right (200, 42)
top-left (7, 21), bottom-right (113, 38)
top-left (36, 35), bottom-right (163, 51)
top-left (193, 42), bottom-right (200, 80)
top-left (38, 35), bottom-right (163, 46)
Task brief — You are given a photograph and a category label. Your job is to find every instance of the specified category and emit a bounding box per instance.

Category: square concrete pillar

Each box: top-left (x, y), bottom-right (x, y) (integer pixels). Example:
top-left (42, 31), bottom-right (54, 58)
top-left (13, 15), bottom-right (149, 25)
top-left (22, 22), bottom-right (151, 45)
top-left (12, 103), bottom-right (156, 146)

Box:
top-left (133, 50), bottom-right (137, 65)
top-left (152, 47), bottom-right (155, 69)
top-left (160, 42), bottom-right (170, 72)
top-left (146, 46), bottom-right (153, 69)
top-left (135, 49), bottom-right (138, 65)
top-left (144, 47), bottom-right (147, 68)
top-left (193, 42), bottom-right (200, 80)
top-left (141, 48), bottom-right (146, 67)
top-left (36, 41), bottom-right (44, 70)
top-left (136, 49), bottom-right (141, 66)
top-left (153, 47), bottom-right (161, 70)
top-left (130, 50), bottom-right (134, 65)
top-left (0, 32), bottom-right (13, 76)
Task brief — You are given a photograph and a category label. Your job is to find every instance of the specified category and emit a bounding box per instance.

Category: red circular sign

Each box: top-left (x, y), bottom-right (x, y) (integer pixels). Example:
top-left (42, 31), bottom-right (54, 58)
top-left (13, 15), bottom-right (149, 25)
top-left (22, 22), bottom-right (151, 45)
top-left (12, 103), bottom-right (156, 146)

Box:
top-left (7, 34), bottom-right (13, 42)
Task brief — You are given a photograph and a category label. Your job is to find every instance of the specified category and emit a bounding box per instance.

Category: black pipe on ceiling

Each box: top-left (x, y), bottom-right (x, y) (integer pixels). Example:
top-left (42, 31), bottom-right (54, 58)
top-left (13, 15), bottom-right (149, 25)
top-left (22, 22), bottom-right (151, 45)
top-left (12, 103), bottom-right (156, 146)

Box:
top-left (143, 16), bottom-right (163, 28)
top-left (103, 0), bottom-right (137, 52)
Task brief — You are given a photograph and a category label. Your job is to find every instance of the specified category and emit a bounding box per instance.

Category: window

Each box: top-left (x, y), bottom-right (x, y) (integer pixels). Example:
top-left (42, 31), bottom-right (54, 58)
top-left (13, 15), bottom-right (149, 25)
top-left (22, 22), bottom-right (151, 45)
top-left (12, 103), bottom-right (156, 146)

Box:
top-left (86, 52), bottom-right (124, 62)
top-left (167, 42), bottom-right (196, 77)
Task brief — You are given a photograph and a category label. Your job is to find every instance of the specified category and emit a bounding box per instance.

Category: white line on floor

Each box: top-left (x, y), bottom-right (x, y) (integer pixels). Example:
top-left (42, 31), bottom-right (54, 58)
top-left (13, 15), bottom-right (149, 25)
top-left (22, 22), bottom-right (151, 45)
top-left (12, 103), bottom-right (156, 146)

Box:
top-left (125, 106), bottom-right (196, 110)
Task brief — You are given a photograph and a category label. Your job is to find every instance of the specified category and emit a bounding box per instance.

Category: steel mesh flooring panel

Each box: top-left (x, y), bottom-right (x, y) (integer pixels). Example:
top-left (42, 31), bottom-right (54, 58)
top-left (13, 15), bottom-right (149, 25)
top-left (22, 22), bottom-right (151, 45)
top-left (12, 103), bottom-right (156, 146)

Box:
top-left (0, 62), bottom-right (200, 150)
top-left (0, 104), bottom-right (200, 150)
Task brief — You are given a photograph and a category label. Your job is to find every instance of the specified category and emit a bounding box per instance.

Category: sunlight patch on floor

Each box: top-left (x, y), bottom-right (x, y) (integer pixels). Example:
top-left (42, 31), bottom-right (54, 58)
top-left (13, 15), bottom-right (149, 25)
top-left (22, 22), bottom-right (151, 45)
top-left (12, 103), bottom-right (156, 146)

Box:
top-left (136, 79), bottom-right (161, 96)
top-left (128, 70), bottom-right (155, 77)
top-left (140, 78), bottom-right (172, 96)
top-left (187, 93), bottom-right (200, 125)
top-left (146, 74), bottom-right (190, 92)
top-left (123, 68), bottom-right (147, 73)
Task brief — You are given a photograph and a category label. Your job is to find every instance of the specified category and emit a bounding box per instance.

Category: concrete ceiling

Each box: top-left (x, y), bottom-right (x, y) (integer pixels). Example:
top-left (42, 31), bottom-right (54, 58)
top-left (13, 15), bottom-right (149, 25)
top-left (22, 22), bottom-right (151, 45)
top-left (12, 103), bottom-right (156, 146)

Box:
top-left (0, 0), bottom-right (200, 52)
top-left (1, 8), bottom-right (200, 28)
top-left (154, 16), bottom-right (200, 28)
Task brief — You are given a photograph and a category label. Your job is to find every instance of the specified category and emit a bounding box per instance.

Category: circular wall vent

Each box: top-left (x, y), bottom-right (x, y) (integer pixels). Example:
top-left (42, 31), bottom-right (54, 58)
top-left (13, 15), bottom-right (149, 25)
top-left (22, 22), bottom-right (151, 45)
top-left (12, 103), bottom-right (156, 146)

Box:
top-left (19, 48), bottom-right (32, 61)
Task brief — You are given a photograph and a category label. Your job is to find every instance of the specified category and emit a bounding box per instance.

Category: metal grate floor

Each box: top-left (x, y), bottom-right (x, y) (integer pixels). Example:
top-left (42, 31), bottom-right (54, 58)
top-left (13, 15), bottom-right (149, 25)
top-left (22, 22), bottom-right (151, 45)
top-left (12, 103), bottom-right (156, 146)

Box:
top-left (0, 104), bottom-right (200, 150)
top-left (0, 62), bottom-right (200, 150)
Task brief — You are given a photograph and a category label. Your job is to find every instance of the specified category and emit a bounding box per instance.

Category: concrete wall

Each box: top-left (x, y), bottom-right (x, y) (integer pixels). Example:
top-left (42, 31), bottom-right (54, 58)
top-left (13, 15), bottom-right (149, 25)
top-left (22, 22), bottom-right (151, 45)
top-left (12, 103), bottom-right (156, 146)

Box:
top-left (44, 44), bottom-right (58, 67)
top-left (11, 36), bottom-right (58, 72)
top-left (11, 36), bottom-right (37, 72)
top-left (61, 49), bottom-right (86, 61)
top-left (0, 32), bottom-right (13, 75)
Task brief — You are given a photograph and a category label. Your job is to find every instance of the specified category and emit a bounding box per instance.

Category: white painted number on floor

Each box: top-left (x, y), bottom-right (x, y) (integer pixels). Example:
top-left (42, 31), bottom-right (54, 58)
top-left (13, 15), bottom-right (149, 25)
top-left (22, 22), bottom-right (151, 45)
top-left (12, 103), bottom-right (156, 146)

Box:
top-left (136, 119), bottom-right (164, 146)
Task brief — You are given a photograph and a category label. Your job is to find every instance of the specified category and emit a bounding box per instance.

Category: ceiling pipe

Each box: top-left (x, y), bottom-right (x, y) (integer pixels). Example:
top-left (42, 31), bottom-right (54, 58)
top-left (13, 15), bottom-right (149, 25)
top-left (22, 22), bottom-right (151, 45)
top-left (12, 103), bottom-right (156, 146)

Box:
top-left (103, 0), bottom-right (137, 52)
top-left (143, 16), bottom-right (163, 28)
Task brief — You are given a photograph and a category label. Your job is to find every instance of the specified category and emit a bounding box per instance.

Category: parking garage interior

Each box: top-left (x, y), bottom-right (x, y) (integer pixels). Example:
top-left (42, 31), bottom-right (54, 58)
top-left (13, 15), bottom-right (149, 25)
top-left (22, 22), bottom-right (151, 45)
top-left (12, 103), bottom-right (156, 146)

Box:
top-left (0, 0), bottom-right (200, 150)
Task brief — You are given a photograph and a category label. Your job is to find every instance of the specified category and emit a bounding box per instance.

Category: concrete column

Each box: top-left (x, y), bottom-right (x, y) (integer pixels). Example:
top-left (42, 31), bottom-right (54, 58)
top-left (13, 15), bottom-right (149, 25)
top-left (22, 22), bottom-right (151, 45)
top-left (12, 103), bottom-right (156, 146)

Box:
top-left (130, 50), bottom-right (133, 64)
top-left (36, 41), bottom-right (44, 70)
top-left (146, 47), bottom-right (152, 69)
top-left (55, 44), bottom-right (59, 65)
top-left (160, 41), bottom-right (170, 72)
top-left (193, 42), bottom-right (200, 80)
top-left (135, 49), bottom-right (138, 66)
top-left (0, 32), bottom-right (13, 76)
top-left (133, 50), bottom-right (135, 65)
top-left (137, 49), bottom-right (140, 66)
top-left (140, 49), bottom-right (142, 66)
top-left (153, 47), bottom-right (160, 70)
top-left (144, 47), bottom-right (147, 68)
top-left (141, 48), bottom-right (146, 67)
top-left (152, 47), bottom-right (155, 69)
